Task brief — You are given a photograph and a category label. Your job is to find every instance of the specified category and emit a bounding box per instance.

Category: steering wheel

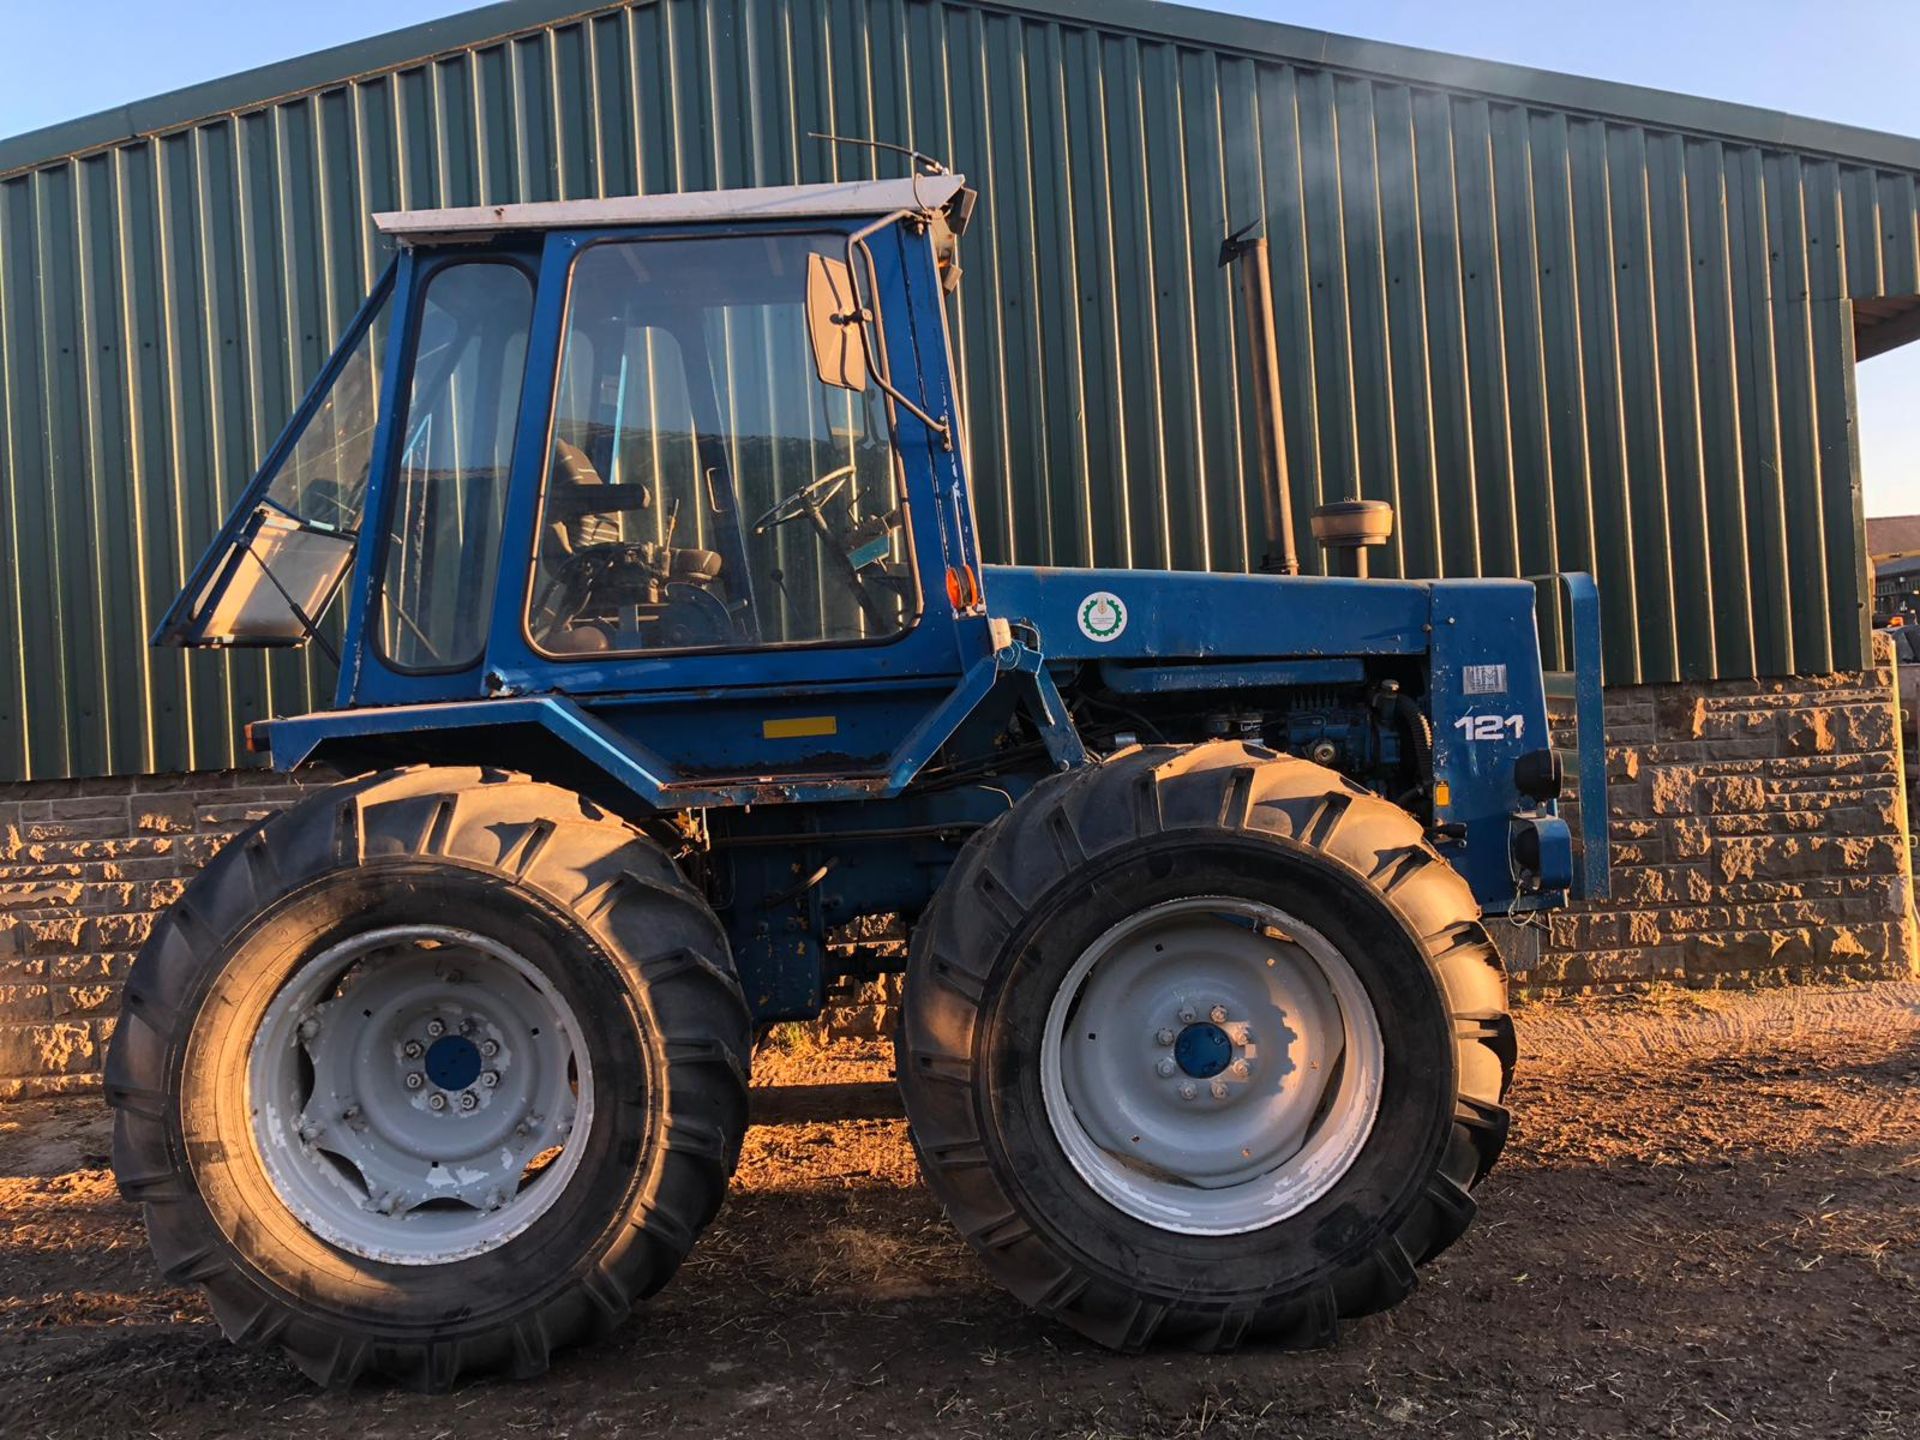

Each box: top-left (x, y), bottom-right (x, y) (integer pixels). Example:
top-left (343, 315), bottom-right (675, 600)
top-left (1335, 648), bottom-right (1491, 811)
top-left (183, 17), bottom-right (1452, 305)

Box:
top-left (750, 465), bottom-right (857, 535)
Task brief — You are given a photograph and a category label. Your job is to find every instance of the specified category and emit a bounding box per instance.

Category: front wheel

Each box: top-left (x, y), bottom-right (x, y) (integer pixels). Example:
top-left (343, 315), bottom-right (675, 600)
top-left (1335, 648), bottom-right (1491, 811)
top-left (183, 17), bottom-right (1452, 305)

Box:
top-left (897, 742), bottom-right (1513, 1350)
top-left (106, 768), bottom-right (751, 1388)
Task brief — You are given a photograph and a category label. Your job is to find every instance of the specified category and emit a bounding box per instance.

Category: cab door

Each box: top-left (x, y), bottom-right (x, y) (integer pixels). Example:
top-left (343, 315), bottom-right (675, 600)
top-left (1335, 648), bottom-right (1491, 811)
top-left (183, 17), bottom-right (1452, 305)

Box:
top-left (336, 247), bottom-right (539, 705)
top-left (464, 221), bottom-right (990, 781)
top-left (481, 221), bottom-right (987, 693)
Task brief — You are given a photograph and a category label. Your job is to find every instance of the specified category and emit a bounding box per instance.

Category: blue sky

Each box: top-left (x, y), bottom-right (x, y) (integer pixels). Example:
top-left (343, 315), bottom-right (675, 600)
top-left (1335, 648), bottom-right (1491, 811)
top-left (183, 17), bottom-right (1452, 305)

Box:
top-left (4, 0), bottom-right (1918, 516)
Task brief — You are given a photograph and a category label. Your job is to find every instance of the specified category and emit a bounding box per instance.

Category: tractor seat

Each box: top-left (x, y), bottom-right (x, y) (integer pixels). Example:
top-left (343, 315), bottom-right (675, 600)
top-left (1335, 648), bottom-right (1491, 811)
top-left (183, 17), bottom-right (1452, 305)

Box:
top-left (547, 439), bottom-right (723, 590)
top-left (550, 438), bottom-right (673, 545)
top-left (670, 548), bottom-right (724, 584)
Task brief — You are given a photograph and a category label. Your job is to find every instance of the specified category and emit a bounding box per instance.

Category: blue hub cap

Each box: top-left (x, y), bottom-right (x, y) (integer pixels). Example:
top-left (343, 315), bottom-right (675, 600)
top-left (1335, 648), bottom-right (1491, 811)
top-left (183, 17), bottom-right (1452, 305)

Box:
top-left (1174, 1021), bottom-right (1233, 1079)
top-left (425, 1033), bottom-right (483, 1091)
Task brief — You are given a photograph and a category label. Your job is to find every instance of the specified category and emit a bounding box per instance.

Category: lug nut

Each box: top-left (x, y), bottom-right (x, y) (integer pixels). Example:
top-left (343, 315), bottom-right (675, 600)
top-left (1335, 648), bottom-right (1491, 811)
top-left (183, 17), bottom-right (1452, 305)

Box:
top-left (425, 1018), bottom-right (446, 1038)
top-left (1178, 1082), bottom-right (1198, 1101)
top-left (1209, 1004), bottom-right (1228, 1024)
top-left (1155, 1058), bottom-right (1176, 1078)
top-left (405, 1072), bottom-right (424, 1090)
top-left (402, 1039), bottom-right (423, 1059)
top-left (1210, 1079), bottom-right (1229, 1100)
top-left (1177, 1006), bottom-right (1197, 1024)
top-left (479, 1039), bottom-right (499, 1058)
top-left (459, 1091), bottom-right (479, 1111)
top-left (1229, 1059), bottom-right (1250, 1080)
top-left (480, 1070), bottom-right (500, 1089)
top-left (1154, 1028), bottom-right (1175, 1046)
top-left (297, 1017), bottom-right (320, 1041)
top-left (460, 1018), bottom-right (478, 1037)
top-left (428, 1093), bottom-right (447, 1111)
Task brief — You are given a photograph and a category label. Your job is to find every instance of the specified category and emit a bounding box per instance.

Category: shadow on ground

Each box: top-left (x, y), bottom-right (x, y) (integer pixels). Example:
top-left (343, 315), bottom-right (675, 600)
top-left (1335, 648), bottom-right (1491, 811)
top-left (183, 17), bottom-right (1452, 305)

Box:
top-left (2, 982), bottom-right (1916, 1439)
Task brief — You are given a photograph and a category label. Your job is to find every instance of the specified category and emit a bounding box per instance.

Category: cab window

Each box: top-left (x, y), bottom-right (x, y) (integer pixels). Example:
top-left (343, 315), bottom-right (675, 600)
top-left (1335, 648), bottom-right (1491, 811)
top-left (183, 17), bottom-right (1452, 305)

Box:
top-left (161, 275), bottom-right (393, 648)
top-left (528, 234), bottom-right (914, 657)
top-left (377, 262), bottom-right (533, 671)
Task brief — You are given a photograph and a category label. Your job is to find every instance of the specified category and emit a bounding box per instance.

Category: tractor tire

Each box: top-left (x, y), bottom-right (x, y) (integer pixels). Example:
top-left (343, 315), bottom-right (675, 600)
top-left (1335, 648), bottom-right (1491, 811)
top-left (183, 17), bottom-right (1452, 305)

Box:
top-left (897, 741), bottom-right (1512, 1352)
top-left (106, 767), bottom-right (750, 1389)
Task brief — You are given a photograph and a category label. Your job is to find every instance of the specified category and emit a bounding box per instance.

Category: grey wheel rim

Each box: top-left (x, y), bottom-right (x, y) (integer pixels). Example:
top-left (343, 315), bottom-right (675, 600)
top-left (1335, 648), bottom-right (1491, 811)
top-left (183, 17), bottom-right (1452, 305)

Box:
top-left (1039, 896), bottom-right (1384, 1236)
top-left (247, 924), bottom-right (594, 1265)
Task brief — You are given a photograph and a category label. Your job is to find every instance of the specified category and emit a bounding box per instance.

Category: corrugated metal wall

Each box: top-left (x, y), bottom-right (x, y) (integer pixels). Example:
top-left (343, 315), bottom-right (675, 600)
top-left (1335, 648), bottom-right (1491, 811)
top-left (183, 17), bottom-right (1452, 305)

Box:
top-left (0, 0), bottom-right (1910, 780)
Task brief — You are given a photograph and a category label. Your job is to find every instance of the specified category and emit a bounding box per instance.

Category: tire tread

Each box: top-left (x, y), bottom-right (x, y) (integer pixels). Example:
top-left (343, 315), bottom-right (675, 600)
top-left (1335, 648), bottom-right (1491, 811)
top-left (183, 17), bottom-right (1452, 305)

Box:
top-left (106, 766), bottom-right (750, 1390)
top-left (898, 741), bottom-right (1513, 1354)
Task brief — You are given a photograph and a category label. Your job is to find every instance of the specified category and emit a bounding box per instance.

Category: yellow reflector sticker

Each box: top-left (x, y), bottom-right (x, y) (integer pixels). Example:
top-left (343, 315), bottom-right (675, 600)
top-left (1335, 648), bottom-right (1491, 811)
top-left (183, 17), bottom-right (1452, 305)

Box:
top-left (1433, 781), bottom-right (1452, 808)
top-left (763, 715), bottom-right (838, 740)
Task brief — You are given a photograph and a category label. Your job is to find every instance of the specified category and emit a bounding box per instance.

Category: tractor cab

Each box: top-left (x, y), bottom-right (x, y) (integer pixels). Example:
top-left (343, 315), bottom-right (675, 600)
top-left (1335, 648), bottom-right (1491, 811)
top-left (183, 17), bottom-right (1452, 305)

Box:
top-left (158, 175), bottom-right (991, 781)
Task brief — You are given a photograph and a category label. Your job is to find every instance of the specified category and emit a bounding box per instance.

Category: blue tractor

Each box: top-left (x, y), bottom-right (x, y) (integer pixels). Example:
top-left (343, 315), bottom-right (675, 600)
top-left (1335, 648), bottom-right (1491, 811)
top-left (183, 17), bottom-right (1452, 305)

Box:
top-left (107, 166), bottom-right (1607, 1388)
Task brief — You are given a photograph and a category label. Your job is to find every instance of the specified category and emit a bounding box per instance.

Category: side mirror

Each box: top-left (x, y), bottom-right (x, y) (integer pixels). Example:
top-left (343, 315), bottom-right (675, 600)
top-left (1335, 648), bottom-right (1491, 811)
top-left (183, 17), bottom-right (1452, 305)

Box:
top-left (806, 253), bottom-right (868, 393)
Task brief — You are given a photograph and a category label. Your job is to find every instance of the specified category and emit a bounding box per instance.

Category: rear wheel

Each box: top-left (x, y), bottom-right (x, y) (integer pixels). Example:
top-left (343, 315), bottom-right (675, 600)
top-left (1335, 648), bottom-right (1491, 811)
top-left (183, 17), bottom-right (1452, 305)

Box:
top-left (106, 767), bottom-right (751, 1388)
top-left (897, 742), bottom-right (1512, 1350)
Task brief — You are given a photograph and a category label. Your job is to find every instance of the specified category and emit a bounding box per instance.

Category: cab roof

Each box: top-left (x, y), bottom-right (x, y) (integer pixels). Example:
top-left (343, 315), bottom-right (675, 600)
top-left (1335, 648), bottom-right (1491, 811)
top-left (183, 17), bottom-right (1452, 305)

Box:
top-left (375, 173), bottom-right (971, 246)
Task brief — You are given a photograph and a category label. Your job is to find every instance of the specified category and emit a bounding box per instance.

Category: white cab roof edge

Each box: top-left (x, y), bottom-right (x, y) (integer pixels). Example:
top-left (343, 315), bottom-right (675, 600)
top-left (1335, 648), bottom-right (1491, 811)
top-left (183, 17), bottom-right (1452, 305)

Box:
top-left (376, 173), bottom-right (968, 243)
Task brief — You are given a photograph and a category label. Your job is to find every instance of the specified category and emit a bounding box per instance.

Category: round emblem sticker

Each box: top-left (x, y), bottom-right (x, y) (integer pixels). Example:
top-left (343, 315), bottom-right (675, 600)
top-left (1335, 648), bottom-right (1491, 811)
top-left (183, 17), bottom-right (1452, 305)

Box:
top-left (1078, 591), bottom-right (1128, 643)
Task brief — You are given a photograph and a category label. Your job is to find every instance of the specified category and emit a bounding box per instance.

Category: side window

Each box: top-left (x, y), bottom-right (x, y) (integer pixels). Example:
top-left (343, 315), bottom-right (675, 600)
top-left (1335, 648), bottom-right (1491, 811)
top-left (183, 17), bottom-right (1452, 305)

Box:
top-left (161, 274), bottom-right (393, 648)
top-left (377, 263), bottom-right (533, 671)
top-left (528, 234), bottom-right (916, 658)
top-left (264, 302), bottom-right (389, 534)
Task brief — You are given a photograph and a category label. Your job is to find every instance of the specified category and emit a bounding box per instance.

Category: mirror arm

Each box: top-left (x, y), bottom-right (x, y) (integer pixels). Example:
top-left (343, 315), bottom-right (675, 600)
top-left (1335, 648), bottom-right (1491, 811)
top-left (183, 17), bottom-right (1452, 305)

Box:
top-left (845, 215), bottom-right (954, 452)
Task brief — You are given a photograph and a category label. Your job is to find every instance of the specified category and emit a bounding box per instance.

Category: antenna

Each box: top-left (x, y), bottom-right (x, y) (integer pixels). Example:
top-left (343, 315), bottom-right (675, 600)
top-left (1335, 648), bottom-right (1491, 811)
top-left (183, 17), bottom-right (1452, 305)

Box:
top-left (807, 132), bottom-right (949, 177)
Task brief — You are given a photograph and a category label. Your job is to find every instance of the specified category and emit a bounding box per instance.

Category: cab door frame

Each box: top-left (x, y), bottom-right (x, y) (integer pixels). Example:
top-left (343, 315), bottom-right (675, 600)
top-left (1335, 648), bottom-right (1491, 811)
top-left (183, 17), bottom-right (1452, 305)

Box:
top-left (469, 213), bottom-right (990, 704)
top-left (335, 241), bottom-right (542, 708)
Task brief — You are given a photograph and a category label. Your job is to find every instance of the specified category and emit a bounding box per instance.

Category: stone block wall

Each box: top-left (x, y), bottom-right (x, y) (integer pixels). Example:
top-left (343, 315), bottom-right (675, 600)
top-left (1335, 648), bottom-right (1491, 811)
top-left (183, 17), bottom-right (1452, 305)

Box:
top-left (2, 652), bottom-right (1916, 1094)
top-left (0, 769), bottom-right (327, 1098)
top-left (1512, 643), bottom-right (1920, 989)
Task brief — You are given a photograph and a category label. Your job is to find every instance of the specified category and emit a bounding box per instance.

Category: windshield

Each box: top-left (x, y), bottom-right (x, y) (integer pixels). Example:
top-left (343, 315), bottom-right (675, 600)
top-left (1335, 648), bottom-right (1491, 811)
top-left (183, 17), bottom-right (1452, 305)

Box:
top-left (158, 267), bottom-right (394, 647)
top-left (528, 233), bottom-right (915, 658)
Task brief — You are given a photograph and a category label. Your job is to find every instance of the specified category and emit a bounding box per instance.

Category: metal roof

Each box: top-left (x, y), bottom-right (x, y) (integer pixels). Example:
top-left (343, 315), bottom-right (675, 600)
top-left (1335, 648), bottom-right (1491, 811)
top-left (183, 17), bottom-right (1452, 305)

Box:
top-left (375, 172), bottom-right (968, 241)
top-left (7, 0), bottom-right (1920, 178)
top-left (1866, 515), bottom-right (1920, 559)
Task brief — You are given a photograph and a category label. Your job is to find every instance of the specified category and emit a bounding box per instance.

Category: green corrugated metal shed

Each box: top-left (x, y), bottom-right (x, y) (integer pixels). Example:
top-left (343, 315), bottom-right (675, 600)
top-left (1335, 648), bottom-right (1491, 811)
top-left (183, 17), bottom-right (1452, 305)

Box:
top-left (1, 0), bottom-right (1916, 781)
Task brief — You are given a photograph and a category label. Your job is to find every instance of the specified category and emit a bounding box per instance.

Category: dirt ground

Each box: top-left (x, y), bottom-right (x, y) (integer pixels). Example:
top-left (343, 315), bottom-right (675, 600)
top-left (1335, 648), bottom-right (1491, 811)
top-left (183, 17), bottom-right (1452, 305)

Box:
top-left (0, 982), bottom-right (1915, 1439)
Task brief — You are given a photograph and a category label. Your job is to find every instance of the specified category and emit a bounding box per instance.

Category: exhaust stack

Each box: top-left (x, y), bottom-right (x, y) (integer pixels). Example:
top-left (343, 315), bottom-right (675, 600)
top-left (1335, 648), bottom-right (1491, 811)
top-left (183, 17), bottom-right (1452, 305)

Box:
top-left (1220, 222), bottom-right (1299, 576)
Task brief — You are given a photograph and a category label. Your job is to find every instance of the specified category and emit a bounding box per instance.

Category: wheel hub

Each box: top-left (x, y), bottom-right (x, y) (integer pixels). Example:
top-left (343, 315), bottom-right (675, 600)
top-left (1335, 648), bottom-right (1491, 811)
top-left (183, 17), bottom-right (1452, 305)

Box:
top-left (1039, 896), bottom-right (1384, 1236)
top-left (1173, 1021), bottom-right (1233, 1078)
top-left (247, 925), bottom-right (594, 1265)
top-left (423, 1033), bottom-right (484, 1092)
